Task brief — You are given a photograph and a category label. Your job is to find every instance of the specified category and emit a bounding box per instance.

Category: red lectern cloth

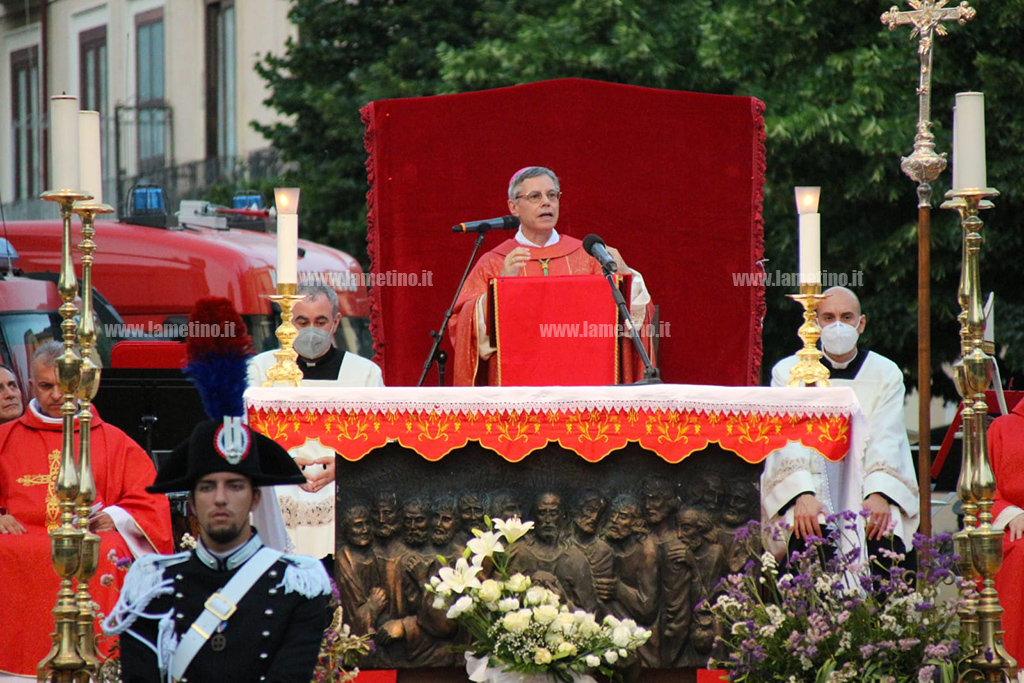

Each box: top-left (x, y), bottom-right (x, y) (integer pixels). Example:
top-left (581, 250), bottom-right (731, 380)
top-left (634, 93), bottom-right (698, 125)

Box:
top-left (361, 78), bottom-right (766, 387)
top-left (246, 385), bottom-right (864, 464)
top-left (493, 275), bottom-right (618, 386)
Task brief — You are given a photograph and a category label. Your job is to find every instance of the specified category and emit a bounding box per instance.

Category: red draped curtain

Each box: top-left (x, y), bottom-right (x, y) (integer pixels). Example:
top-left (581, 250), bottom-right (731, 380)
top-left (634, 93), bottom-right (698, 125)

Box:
top-left (362, 78), bottom-right (765, 387)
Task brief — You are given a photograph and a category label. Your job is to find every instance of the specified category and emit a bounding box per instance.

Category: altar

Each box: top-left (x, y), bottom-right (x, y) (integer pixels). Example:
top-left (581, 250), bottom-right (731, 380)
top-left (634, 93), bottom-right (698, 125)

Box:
top-left (245, 384), bottom-right (864, 464)
top-left (244, 384), bottom-right (863, 678)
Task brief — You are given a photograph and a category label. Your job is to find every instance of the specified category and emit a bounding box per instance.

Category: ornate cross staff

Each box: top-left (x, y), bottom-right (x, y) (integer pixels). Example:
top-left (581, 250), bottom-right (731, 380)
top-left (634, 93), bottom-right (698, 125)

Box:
top-left (880, 0), bottom-right (975, 537)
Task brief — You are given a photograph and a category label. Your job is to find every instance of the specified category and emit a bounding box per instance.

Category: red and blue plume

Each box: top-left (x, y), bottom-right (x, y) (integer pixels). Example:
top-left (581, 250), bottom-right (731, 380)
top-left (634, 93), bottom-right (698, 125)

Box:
top-left (183, 297), bottom-right (253, 420)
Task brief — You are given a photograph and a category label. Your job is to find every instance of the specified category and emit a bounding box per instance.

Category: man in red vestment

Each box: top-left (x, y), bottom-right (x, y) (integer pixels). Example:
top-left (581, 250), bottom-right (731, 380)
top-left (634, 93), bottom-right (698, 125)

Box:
top-left (0, 341), bottom-right (173, 679)
top-left (0, 364), bottom-right (23, 425)
top-left (449, 166), bottom-right (654, 385)
top-left (988, 398), bottom-right (1024, 664)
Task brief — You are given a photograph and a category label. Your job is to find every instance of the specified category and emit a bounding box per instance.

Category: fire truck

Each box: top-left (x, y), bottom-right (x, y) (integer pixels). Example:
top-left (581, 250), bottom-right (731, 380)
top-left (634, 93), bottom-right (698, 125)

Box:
top-left (0, 197), bottom-right (372, 453)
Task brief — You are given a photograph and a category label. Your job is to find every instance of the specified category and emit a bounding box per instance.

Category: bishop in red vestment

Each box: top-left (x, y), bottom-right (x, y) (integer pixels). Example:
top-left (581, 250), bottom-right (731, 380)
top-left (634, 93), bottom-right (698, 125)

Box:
top-left (449, 166), bottom-right (654, 386)
top-left (989, 398), bottom-right (1024, 664)
top-left (0, 348), bottom-right (172, 679)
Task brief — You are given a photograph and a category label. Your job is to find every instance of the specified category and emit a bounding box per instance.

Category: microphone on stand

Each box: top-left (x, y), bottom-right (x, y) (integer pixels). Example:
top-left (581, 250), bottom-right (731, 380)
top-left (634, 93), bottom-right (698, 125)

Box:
top-left (583, 233), bottom-right (660, 384)
top-left (582, 234), bottom-right (618, 273)
top-left (452, 215), bottom-right (520, 233)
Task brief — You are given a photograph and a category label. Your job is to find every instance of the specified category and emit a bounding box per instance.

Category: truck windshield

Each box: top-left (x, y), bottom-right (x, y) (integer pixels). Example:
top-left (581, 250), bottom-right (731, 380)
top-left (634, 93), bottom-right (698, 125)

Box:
top-left (0, 312), bottom-right (114, 402)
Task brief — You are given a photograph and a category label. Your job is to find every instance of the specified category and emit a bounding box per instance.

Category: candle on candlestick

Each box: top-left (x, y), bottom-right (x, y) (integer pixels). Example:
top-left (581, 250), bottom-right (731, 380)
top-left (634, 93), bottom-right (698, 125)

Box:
top-left (274, 188), bottom-right (301, 285)
top-left (78, 111), bottom-right (102, 204)
top-left (955, 92), bottom-right (986, 190)
top-left (795, 186), bottom-right (821, 286)
top-left (951, 105), bottom-right (960, 191)
top-left (49, 95), bottom-right (80, 191)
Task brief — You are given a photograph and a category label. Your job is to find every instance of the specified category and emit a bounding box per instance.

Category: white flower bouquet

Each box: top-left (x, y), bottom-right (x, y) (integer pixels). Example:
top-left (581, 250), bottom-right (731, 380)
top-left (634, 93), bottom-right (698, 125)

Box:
top-left (426, 517), bottom-right (650, 683)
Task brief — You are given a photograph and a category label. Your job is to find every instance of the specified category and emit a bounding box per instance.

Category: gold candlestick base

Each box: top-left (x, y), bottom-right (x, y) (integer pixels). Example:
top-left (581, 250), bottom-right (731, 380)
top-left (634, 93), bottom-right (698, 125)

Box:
top-left (786, 284), bottom-right (831, 387)
top-left (264, 283), bottom-right (306, 387)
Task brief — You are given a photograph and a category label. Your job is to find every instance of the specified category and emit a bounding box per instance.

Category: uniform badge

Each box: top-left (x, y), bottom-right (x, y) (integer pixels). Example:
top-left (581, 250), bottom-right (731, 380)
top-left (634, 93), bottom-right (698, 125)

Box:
top-left (211, 622), bottom-right (227, 651)
top-left (215, 416), bottom-right (250, 465)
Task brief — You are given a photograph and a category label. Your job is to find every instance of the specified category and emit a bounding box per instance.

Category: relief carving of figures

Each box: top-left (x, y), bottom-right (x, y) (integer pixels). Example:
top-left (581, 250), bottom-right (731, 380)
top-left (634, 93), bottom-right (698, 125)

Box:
top-left (332, 453), bottom-right (759, 671)
top-left (456, 490), bottom-right (488, 546)
top-left (604, 494), bottom-right (660, 668)
top-left (377, 497), bottom-right (458, 666)
top-left (335, 501), bottom-right (387, 637)
top-left (568, 490), bottom-right (615, 617)
top-left (430, 495), bottom-right (464, 563)
top-left (672, 507), bottom-right (727, 666)
top-left (508, 491), bottom-right (598, 613)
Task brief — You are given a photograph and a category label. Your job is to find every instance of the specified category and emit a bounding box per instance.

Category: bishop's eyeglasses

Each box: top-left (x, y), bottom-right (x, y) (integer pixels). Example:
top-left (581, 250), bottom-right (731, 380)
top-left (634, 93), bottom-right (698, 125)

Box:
top-left (514, 190), bottom-right (562, 204)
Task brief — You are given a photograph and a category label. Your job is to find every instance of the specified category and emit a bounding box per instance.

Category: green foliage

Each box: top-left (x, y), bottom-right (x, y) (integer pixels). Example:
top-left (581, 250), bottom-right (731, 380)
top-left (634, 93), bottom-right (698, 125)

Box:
top-left (255, 0), bottom-right (1024, 396)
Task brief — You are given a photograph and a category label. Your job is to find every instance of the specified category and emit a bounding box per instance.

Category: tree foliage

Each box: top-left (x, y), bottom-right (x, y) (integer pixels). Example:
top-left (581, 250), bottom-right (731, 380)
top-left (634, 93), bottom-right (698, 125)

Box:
top-left (255, 0), bottom-right (1024, 396)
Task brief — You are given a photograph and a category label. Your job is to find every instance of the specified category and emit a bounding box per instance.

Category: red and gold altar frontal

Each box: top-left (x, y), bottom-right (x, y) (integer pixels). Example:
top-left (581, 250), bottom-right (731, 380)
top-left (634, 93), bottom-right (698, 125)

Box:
top-left (246, 384), bottom-right (864, 463)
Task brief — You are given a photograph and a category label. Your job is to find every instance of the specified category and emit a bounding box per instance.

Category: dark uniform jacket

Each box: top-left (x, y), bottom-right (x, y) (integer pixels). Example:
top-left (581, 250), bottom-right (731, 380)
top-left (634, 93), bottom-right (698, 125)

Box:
top-left (105, 533), bottom-right (330, 683)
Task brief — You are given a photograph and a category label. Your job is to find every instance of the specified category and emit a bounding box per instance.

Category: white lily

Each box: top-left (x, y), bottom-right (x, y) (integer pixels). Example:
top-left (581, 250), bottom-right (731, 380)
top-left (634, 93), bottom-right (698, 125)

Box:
top-left (467, 530), bottom-right (505, 561)
top-left (437, 557), bottom-right (483, 594)
top-left (494, 516), bottom-right (534, 544)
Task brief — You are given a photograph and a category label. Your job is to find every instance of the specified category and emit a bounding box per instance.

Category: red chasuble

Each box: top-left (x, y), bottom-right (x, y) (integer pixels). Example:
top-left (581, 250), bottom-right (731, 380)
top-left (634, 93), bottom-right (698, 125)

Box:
top-left (990, 400), bottom-right (1024, 665)
top-left (449, 236), bottom-right (654, 386)
top-left (0, 406), bottom-right (173, 677)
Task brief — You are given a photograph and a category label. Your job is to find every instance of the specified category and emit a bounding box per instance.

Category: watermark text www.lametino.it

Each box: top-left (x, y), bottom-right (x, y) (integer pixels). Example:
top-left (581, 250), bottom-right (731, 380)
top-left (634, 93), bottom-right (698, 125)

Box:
top-left (538, 321), bottom-right (671, 339)
top-left (299, 270), bottom-right (434, 290)
top-left (104, 321), bottom-right (237, 339)
top-left (731, 270), bottom-right (864, 288)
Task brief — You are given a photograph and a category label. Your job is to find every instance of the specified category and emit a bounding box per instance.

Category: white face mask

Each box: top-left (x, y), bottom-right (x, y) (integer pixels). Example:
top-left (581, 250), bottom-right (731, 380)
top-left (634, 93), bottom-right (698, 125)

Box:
top-left (294, 326), bottom-right (333, 360)
top-left (820, 321), bottom-right (859, 356)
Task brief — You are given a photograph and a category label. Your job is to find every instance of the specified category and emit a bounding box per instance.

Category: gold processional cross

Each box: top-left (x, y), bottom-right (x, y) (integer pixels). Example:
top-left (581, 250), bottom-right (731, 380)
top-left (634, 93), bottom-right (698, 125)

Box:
top-left (881, 0), bottom-right (976, 186)
top-left (881, 0), bottom-right (975, 537)
top-left (16, 449), bottom-right (63, 531)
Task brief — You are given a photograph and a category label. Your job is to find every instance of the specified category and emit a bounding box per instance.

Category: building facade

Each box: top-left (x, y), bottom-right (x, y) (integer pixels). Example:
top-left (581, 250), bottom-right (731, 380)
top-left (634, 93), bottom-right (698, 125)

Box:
top-left (0, 0), bottom-right (295, 218)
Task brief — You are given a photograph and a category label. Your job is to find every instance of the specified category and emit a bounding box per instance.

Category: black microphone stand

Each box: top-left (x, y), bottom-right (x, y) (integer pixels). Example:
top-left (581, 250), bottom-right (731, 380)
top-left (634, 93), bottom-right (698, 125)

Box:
top-left (599, 262), bottom-right (661, 384)
top-left (418, 231), bottom-right (487, 387)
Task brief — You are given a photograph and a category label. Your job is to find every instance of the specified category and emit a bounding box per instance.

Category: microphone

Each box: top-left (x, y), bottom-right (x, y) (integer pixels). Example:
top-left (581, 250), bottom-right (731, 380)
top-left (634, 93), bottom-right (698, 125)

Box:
top-left (583, 234), bottom-right (617, 273)
top-left (452, 215), bottom-right (520, 233)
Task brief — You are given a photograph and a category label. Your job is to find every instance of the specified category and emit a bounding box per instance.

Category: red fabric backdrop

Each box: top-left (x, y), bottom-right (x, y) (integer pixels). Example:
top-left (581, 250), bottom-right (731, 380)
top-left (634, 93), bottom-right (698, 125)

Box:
top-left (362, 78), bottom-right (765, 387)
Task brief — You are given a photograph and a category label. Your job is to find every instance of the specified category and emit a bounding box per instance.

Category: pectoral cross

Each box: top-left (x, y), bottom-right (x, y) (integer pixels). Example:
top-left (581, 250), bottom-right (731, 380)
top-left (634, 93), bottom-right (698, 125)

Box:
top-left (16, 449), bottom-right (62, 530)
top-left (881, 0), bottom-right (976, 185)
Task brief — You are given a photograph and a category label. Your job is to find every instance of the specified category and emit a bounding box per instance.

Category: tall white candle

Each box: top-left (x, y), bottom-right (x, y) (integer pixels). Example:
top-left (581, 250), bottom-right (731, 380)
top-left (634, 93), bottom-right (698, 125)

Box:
top-left (78, 110), bottom-right (102, 204)
top-left (275, 188), bottom-right (300, 285)
top-left (794, 187), bottom-right (821, 286)
top-left (49, 95), bottom-right (80, 191)
top-left (799, 213), bottom-right (821, 286)
top-left (951, 105), bottom-right (960, 191)
top-left (277, 214), bottom-right (298, 284)
top-left (955, 92), bottom-right (986, 190)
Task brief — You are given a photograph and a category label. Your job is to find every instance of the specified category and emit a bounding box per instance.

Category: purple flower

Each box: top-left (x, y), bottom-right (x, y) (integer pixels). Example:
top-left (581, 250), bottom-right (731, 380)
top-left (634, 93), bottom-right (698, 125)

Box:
top-left (899, 638), bottom-right (921, 650)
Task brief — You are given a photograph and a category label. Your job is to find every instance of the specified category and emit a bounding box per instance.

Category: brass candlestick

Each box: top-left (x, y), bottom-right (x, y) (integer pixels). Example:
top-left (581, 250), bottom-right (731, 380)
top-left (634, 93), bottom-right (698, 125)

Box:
top-left (38, 189), bottom-right (89, 683)
top-left (264, 282), bottom-right (305, 387)
top-left (943, 186), bottom-right (1015, 681)
top-left (786, 283), bottom-right (831, 387)
top-left (71, 199), bottom-right (113, 679)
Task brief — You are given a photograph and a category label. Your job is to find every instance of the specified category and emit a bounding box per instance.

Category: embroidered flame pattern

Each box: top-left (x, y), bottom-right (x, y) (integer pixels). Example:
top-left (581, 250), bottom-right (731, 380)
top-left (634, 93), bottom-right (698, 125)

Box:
top-left (247, 406), bottom-right (851, 464)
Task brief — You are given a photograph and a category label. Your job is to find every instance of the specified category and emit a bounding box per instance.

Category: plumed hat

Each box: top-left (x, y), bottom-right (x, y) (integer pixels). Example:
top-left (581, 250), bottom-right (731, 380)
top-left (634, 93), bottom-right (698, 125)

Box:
top-left (147, 419), bottom-right (305, 493)
top-left (147, 297), bottom-right (304, 493)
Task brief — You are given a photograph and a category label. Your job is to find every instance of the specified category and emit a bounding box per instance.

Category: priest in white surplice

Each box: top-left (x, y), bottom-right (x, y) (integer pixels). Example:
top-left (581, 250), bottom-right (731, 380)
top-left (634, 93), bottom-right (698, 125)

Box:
top-left (761, 286), bottom-right (919, 566)
top-left (249, 284), bottom-right (384, 558)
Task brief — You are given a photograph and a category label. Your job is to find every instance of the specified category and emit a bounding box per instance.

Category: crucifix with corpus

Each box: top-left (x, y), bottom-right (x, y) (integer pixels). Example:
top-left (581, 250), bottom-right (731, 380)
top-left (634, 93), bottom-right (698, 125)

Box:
top-left (880, 0), bottom-right (974, 537)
